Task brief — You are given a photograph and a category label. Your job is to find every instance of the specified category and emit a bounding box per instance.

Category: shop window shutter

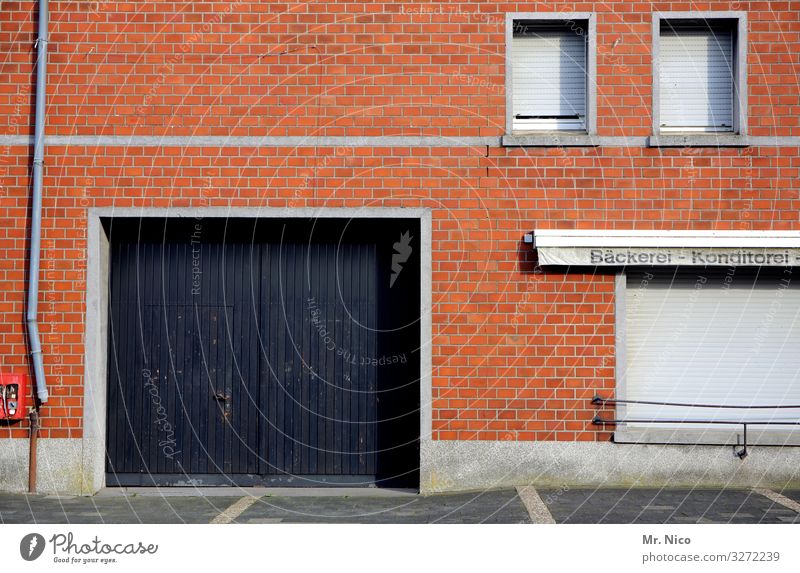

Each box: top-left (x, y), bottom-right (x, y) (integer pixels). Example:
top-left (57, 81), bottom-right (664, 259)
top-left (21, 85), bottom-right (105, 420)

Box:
top-left (625, 269), bottom-right (800, 426)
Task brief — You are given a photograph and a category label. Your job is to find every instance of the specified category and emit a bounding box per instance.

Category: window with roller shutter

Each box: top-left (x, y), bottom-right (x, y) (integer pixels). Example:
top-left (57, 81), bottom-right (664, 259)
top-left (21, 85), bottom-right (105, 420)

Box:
top-left (510, 19), bottom-right (590, 132)
top-left (660, 26), bottom-right (734, 131)
top-left (653, 14), bottom-right (747, 136)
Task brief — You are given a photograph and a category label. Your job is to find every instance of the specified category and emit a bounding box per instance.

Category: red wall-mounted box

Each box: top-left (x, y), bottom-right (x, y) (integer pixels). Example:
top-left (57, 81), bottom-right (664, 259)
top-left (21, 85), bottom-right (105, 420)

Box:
top-left (0, 373), bottom-right (28, 421)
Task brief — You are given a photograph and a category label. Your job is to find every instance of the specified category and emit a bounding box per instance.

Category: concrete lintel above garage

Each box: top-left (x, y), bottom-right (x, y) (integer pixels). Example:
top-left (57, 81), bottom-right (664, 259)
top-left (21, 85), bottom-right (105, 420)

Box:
top-left (524, 229), bottom-right (800, 267)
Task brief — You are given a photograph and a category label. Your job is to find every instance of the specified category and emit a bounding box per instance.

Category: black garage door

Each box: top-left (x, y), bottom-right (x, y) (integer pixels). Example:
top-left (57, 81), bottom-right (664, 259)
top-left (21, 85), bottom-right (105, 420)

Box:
top-left (105, 218), bottom-right (420, 487)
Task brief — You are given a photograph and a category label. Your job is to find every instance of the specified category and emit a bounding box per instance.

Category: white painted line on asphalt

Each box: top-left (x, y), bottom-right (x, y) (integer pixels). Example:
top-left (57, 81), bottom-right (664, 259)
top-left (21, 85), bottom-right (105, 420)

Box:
top-left (753, 488), bottom-right (800, 514)
top-left (210, 496), bottom-right (261, 524)
top-left (516, 486), bottom-right (556, 524)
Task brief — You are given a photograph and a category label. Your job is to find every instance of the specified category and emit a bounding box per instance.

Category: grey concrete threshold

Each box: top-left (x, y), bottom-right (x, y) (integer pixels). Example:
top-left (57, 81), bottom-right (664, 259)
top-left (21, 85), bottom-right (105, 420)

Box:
top-left (96, 486), bottom-right (418, 498)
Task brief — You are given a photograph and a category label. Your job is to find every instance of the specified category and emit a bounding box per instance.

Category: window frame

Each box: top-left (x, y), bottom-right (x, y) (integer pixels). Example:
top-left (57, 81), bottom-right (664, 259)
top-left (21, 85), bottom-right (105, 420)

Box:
top-left (505, 12), bottom-right (597, 137)
top-left (652, 11), bottom-right (748, 138)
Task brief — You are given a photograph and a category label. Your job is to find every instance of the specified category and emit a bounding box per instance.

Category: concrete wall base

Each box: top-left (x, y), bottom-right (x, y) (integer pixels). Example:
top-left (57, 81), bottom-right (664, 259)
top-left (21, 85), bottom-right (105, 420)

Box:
top-left (0, 438), bottom-right (103, 495)
top-left (5, 438), bottom-right (800, 495)
top-left (420, 440), bottom-right (800, 494)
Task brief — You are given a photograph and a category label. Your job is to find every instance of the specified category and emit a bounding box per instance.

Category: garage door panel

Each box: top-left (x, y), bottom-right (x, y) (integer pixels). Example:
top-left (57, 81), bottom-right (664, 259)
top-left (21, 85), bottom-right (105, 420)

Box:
top-left (107, 218), bottom-right (419, 487)
top-left (626, 269), bottom-right (800, 425)
top-left (224, 242), bottom-right (262, 477)
top-left (107, 234), bottom-right (260, 481)
top-left (263, 240), bottom-right (378, 478)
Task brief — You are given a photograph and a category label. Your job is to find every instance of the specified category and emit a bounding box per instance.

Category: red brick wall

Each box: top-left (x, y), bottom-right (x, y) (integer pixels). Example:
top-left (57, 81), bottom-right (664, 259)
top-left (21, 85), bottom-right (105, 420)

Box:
top-left (1, 1), bottom-right (799, 440)
top-left (2, 1), bottom-right (800, 137)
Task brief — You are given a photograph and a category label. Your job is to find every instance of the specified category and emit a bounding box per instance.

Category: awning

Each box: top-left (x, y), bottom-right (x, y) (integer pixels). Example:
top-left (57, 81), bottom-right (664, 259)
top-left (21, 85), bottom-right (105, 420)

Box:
top-left (526, 230), bottom-right (800, 267)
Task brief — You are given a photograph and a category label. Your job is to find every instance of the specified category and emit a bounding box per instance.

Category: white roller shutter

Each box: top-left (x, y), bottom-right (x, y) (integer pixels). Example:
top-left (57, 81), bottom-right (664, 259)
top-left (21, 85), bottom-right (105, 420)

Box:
top-left (624, 269), bottom-right (800, 426)
top-left (659, 28), bottom-right (734, 131)
top-left (512, 28), bottom-right (586, 130)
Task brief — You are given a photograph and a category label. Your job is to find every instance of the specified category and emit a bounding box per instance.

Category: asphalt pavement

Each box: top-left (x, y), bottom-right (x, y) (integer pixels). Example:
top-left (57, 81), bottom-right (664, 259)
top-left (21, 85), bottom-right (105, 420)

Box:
top-left (1, 486), bottom-right (798, 524)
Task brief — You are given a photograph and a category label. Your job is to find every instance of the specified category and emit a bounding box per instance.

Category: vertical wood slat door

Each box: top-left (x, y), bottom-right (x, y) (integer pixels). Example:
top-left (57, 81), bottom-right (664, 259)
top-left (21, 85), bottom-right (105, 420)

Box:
top-left (105, 218), bottom-right (417, 487)
top-left (261, 240), bottom-right (378, 483)
top-left (106, 231), bottom-right (261, 485)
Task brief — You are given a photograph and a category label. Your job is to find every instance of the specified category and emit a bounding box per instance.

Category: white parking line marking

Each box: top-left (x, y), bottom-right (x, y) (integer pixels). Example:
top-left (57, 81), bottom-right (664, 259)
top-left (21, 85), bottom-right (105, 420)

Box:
top-left (753, 488), bottom-right (800, 514)
top-left (516, 486), bottom-right (556, 524)
top-left (210, 496), bottom-right (260, 524)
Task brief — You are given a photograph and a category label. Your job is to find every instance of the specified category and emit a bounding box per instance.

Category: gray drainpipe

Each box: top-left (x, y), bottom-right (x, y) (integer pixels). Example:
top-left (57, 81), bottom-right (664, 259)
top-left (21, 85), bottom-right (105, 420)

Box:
top-left (27, 0), bottom-right (49, 404)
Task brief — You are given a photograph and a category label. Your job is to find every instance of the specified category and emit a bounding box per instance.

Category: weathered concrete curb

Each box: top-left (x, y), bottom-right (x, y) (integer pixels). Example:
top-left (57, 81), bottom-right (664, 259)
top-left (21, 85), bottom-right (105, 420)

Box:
top-left (420, 441), bottom-right (800, 493)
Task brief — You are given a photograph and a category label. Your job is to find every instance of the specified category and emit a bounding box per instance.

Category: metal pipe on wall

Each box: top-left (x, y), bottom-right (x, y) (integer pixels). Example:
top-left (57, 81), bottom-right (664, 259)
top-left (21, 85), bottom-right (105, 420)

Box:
top-left (28, 410), bottom-right (39, 492)
top-left (27, 0), bottom-right (49, 405)
top-left (26, 0), bottom-right (50, 494)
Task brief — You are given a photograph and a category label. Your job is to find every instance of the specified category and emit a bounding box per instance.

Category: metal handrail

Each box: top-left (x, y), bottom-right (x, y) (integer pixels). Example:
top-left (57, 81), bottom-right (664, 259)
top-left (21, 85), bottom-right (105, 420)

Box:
top-left (592, 395), bottom-right (800, 409)
top-left (593, 417), bottom-right (800, 426)
top-left (591, 395), bottom-right (800, 459)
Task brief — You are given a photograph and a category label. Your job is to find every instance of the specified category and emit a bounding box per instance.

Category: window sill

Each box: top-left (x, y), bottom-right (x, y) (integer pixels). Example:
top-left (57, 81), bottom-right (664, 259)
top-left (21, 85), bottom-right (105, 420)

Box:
top-left (648, 134), bottom-right (749, 148)
top-left (614, 425), bottom-right (800, 446)
top-left (502, 133), bottom-right (599, 147)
